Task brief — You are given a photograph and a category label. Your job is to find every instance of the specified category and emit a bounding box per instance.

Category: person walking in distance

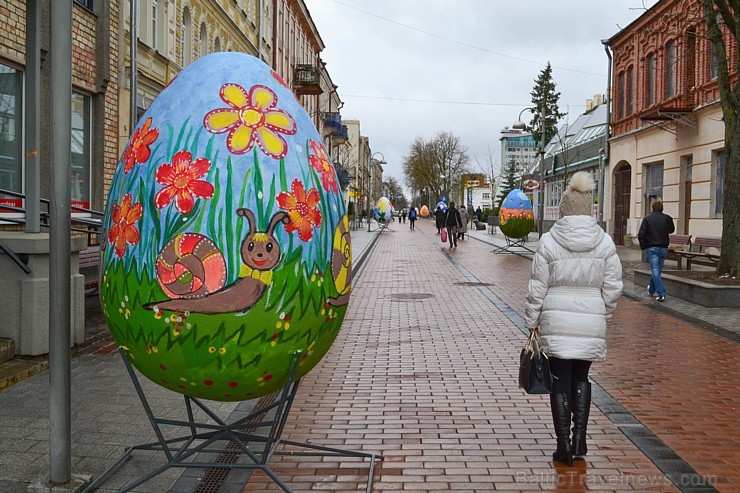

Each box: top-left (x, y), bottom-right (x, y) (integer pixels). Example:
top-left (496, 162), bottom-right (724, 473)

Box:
top-left (434, 206), bottom-right (445, 234)
top-left (638, 199), bottom-right (675, 302)
top-left (408, 206), bottom-right (417, 230)
top-left (525, 172), bottom-right (623, 466)
top-left (443, 201), bottom-right (462, 248)
top-left (458, 204), bottom-right (470, 240)
top-left (475, 206), bottom-right (482, 222)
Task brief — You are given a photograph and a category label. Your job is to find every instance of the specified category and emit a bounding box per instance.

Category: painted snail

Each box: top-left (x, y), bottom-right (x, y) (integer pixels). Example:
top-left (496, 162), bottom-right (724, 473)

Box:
top-left (150, 209), bottom-right (289, 314)
top-left (328, 214), bottom-right (352, 307)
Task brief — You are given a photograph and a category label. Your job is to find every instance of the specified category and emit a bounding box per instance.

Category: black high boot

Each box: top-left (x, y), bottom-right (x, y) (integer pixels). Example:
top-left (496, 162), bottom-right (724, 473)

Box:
top-left (571, 381), bottom-right (591, 457)
top-left (550, 393), bottom-right (573, 466)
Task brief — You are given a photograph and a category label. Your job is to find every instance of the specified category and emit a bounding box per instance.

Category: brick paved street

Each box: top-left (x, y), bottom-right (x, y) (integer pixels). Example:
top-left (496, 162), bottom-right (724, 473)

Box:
top-left (242, 219), bottom-right (739, 492)
top-left (1, 218), bottom-right (738, 492)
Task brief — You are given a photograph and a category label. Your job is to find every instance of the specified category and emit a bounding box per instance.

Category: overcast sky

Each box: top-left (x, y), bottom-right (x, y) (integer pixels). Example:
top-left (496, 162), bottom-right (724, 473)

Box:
top-left (303, 0), bottom-right (659, 189)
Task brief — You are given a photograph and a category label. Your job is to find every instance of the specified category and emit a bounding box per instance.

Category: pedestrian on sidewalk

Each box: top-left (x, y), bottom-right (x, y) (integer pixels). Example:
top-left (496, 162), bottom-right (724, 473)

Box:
top-left (524, 171), bottom-right (623, 466)
top-left (408, 206), bottom-right (417, 230)
top-left (443, 201), bottom-right (462, 248)
top-left (458, 205), bottom-right (469, 240)
top-left (475, 206), bottom-right (482, 222)
top-left (434, 206), bottom-right (445, 234)
top-left (638, 199), bottom-right (675, 302)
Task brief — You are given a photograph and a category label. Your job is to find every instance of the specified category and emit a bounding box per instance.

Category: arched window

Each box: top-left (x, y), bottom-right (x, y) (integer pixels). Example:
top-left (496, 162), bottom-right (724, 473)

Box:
top-left (182, 7), bottom-right (192, 66)
top-left (199, 23), bottom-right (207, 57)
top-left (214, 37), bottom-right (221, 52)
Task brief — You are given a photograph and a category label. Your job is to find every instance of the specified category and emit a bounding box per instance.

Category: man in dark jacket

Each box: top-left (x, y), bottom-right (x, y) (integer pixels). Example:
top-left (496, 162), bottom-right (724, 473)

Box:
top-left (638, 199), bottom-right (675, 301)
top-left (443, 201), bottom-right (463, 248)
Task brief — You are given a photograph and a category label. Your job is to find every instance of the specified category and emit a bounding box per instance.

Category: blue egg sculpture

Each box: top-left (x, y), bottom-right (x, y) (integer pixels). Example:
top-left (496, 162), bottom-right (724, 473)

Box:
top-left (100, 53), bottom-right (352, 401)
top-left (499, 189), bottom-right (534, 239)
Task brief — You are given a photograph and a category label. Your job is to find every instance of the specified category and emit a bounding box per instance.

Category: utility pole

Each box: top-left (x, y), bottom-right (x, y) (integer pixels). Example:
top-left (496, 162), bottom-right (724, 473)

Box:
top-left (49, 0), bottom-right (72, 483)
top-left (538, 105), bottom-right (547, 237)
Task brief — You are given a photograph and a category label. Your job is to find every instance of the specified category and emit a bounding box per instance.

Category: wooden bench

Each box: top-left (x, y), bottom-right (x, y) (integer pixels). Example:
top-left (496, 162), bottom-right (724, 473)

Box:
top-left (79, 245), bottom-right (100, 291)
top-left (674, 236), bottom-right (722, 270)
top-left (667, 234), bottom-right (692, 269)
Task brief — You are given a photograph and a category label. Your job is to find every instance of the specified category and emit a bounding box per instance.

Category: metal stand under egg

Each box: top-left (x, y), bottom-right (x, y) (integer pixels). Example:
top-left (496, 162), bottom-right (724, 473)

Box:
top-left (83, 349), bottom-right (383, 492)
top-left (491, 235), bottom-right (535, 257)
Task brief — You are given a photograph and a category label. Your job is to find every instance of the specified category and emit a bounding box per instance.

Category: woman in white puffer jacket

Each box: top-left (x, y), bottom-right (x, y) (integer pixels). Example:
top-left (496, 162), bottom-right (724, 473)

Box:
top-left (525, 171), bottom-right (623, 466)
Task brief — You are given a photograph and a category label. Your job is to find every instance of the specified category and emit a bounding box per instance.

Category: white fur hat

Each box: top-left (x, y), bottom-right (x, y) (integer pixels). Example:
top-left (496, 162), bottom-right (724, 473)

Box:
top-left (559, 171), bottom-right (595, 217)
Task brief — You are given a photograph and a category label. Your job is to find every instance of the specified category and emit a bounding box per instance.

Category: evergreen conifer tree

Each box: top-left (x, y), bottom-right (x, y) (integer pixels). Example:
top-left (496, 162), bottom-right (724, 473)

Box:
top-left (529, 62), bottom-right (566, 150)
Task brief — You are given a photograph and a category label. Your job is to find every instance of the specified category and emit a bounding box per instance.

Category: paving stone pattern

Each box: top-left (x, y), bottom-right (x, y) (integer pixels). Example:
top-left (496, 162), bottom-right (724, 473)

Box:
top-left (243, 220), bottom-right (699, 492)
top-left (1, 219), bottom-right (737, 492)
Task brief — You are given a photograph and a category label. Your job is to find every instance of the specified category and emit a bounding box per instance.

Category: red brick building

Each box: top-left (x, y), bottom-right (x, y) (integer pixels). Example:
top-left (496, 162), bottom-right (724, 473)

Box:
top-left (606, 0), bottom-right (735, 244)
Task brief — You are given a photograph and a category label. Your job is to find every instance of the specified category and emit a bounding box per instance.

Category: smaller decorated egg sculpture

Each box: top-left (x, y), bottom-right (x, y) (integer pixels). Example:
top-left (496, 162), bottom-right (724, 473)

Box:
top-left (499, 189), bottom-right (535, 239)
top-left (420, 205), bottom-right (429, 217)
top-left (435, 201), bottom-right (448, 212)
top-left (374, 197), bottom-right (393, 223)
top-left (100, 53), bottom-right (351, 402)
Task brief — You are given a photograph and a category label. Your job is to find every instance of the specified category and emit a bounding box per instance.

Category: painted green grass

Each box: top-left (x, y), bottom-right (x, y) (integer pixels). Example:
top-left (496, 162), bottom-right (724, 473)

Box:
top-left (100, 252), bottom-right (347, 401)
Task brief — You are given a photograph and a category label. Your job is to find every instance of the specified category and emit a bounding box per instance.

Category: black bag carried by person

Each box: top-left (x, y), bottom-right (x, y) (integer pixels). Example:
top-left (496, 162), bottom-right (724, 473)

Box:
top-left (518, 331), bottom-right (552, 394)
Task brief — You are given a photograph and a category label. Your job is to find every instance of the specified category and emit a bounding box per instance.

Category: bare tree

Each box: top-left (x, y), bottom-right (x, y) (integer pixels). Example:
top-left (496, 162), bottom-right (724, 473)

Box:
top-left (402, 132), bottom-right (470, 203)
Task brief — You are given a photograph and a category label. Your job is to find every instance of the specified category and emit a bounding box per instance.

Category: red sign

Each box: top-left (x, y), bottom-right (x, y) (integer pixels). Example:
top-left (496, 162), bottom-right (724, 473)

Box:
top-left (522, 179), bottom-right (540, 190)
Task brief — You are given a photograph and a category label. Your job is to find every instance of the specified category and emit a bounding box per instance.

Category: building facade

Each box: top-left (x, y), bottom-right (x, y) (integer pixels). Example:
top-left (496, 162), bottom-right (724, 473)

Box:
top-left (0, 0), bottom-right (120, 354)
top-left (606, 0), bottom-right (734, 245)
top-left (540, 100), bottom-right (608, 228)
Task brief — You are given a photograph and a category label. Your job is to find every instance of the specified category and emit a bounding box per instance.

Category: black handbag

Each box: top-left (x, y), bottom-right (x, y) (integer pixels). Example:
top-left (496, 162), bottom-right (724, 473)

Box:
top-left (518, 331), bottom-right (552, 394)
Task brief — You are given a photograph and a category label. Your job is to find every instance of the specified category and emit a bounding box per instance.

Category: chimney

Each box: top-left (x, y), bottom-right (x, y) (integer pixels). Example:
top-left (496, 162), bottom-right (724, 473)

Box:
top-left (593, 94), bottom-right (601, 106)
top-left (585, 99), bottom-right (593, 111)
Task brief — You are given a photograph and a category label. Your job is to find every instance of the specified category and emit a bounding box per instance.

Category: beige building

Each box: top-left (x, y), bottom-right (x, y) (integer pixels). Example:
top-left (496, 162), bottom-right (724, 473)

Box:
top-left (606, 0), bottom-right (732, 245)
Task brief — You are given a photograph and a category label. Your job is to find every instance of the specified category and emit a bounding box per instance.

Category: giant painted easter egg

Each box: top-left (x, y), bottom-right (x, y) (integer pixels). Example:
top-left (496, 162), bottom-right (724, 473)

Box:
top-left (435, 201), bottom-right (447, 212)
top-left (499, 189), bottom-right (534, 239)
top-left (100, 53), bottom-right (351, 401)
top-left (420, 205), bottom-right (429, 217)
top-left (374, 197), bottom-right (393, 223)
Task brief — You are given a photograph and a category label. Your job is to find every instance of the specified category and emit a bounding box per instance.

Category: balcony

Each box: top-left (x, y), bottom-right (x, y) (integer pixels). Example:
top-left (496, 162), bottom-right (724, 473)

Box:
top-left (293, 64), bottom-right (323, 96)
top-left (323, 112), bottom-right (342, 129)
top-left (331, 125), bottom-right (349, 144)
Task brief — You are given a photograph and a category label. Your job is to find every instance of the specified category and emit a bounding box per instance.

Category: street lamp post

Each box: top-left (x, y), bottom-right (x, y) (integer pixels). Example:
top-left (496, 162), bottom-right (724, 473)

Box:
top-left (513, 105), bottom-right (547, 237)
top-left (370, 152), bottom-right (386, 232)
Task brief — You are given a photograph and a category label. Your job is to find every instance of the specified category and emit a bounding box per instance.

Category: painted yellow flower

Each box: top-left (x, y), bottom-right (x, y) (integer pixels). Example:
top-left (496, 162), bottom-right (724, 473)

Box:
top-left (203, 83), bottom-right (297, 159)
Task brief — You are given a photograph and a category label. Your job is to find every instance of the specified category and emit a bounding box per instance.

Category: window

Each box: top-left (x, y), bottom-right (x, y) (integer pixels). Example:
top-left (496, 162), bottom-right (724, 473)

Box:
top-left (73, 0), bottom-right (93, 10)
top-left (152, 0), bottom-right (158, 48)
top-left (686, 28), bottom-right (696, 89)
top-left (71, 92), bottom-right (91, 209)
top-left (199, 23), bottom-right (207, 57)
top-left (617, 71), bottom-right (625, 119)
top-left (644, 161), bottom-right (664, 213)
top-left (710, 41), bottom-right (719, 79)
top-left (666, 40), bottom-right (676, 98)
top-left (627, 65), bottom-right (634, 116)
top-left (214, 37), bottom-right (221, 52)
top-left (0, 63), bottom-right (22, 208)
top-left (182, 7), bottom-right (192, 66)
top-left (482, 193), bottom-right (490, 199)
top-left (715, 150), bottom-right (726, 216)
top-left (646, 52), bottom-right (656, 106)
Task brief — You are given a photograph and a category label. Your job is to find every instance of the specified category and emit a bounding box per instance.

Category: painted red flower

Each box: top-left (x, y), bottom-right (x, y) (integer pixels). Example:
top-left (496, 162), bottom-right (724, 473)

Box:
top-left (203, 83), bottom-right (297, 159)
top-left (122, 117), bottom-right (159, 173)
top-left (108, 194), bottom-right (143, 258)
top-left (276, 179), bottom-right (322, 242)
top-left (154, 150), bottom-right (214, 215)
top-left (308, 140), bottom-right (338, 194)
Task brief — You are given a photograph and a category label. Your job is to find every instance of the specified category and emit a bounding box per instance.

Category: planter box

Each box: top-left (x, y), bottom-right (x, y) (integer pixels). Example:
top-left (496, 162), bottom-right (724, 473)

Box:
top-left (634, 269), bottom-right (740, 307)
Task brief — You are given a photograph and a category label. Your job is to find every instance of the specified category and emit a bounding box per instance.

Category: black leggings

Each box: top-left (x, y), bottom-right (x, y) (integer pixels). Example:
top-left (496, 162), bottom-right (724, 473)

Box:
top-left (549, 357), bottom-right (591, 394)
